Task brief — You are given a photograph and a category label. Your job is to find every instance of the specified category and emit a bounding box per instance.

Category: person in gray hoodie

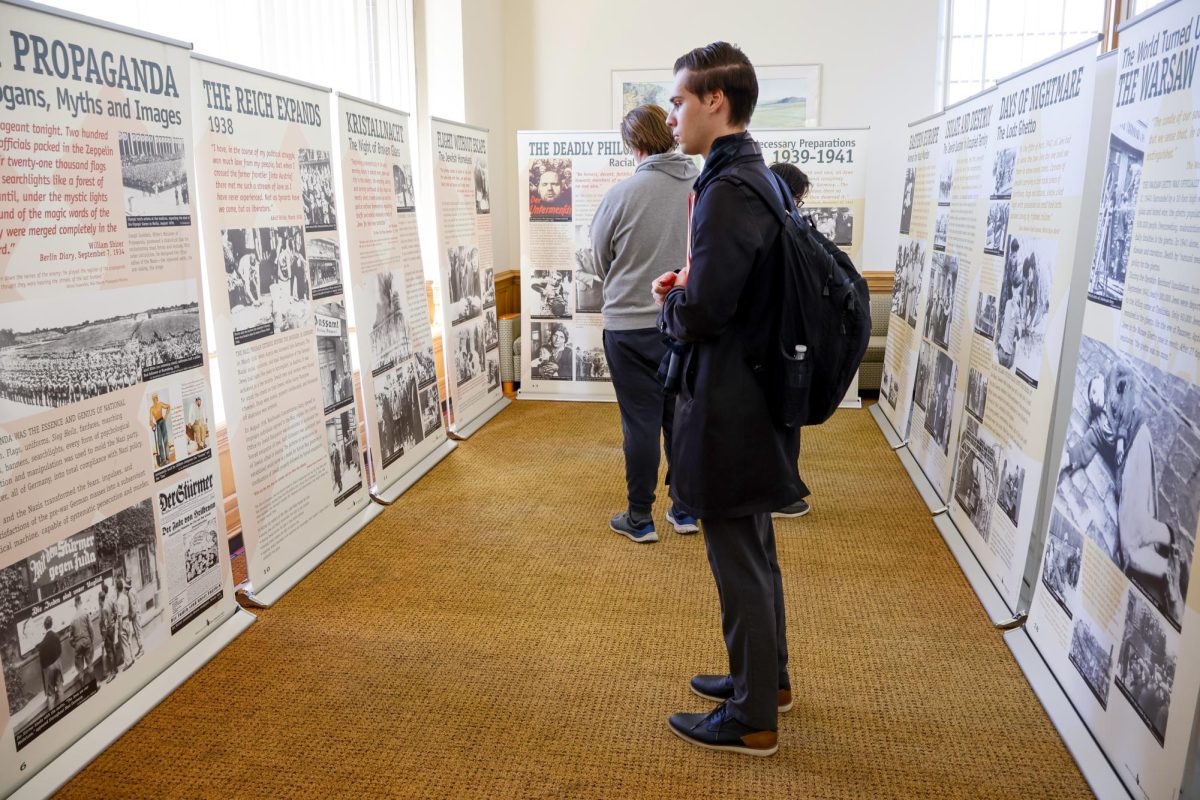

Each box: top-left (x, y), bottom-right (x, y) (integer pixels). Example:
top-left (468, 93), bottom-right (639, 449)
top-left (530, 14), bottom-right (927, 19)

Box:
top-left (591, 104), bottom-right (700, 543)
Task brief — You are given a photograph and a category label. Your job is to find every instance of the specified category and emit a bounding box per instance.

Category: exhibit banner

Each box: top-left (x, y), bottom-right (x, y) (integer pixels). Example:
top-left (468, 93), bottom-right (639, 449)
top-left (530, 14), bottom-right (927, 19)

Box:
top-left (905, 88), bottom-right (998, 503)
top-left (0, 3), bottom-right (238, 795)
top-left (192, 55), bottom-right (370, 596)
top-left (430, 117), bottom-right (508, 433)
top-left (757, 127), bottom-right (869, 407)
top-left (1026, 2), bottom-right (1200, 797)
top-left (516, 131), bottom-right (634, 400)
top-left (878, 113), bottom-right (944, 439)
top-left (337, 96), bottom-right (451, 496)
top-left (944, 39), bottom-right (1104, 608)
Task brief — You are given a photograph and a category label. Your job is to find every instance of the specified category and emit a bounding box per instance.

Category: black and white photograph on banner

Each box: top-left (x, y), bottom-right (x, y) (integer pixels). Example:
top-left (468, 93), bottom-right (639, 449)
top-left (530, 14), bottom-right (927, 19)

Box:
top-left (529, 158), bottom-right (573, 222)
top-left (185, 529), bottom-right (218, 584)
top-left (414, 348), bottom-right (437, 389)
top-left (965, 367), bottom-right (988, 421)
top-left (997, 454), bottom-right (1025, 526)
top-left (805, 207), bottom-right (853, 246)
top-left (575, 346), bottom-right (610, 382)
top-left (419, 385), bottom-right (442, 438)
top-left (933, 207), bottom-right (949, 251)
top-left (984, 200), bottom-right (1010, 255)
top-left (315, 301), bottom-right (354, 415)
top-left (1115, 590), bottom-right (1176, 745)
top-left (447, 245), bottom-right (484, 326)
top-left (974, 292), bottom-right (998, 341)
top-left (486, 351), bottom-right (501, 392)
top-left (0, 282), bottom-right (203, 422)
top-left (991, 146), bottom-right (1017, 198)
top-left (160, 474), bottom-right (223, 636)
top-left (484, 308), bottom-right (500, 351)
top-left (482, 268), bottom-right (496, 310)
top-left (394, 164), bottom-right (415, 212)
top-left (299, 148), bottom-right (337, 231)
top-left (952, 425), bottom-right (998, 537)
top-left (222, 226), bottom-right (312, 344)
top-left (375, 361), bottom-right (422, 467)
top-left (880, 363), bottom-right (899, 408)
top-left (530, 322), bottom-right (573, 381)
top-left (994, 234), bottom-right (1054, 387)
top-left (1, 499), bottom-right (164, 750)
top-left (455, 320), bottom-right (487, 387)
top-left (923, 348), bottom-right (956, 454)
top-left (326, 408), bottom-right (363, 504)
top-left (898, 167), bottom-right (915, 234)
top-left (118, 132), bottom-right (190, 227)
top-left (1069, 618), bottom-right (1114, 710)
top-left (183, 392), bottom-right (211, 456)
top-left (938, 160), bottom-right (954, 205)
top-left (923, 252), bottom-right (958, 351)
top-left (1042, 510), bottom-right (1083, 618)
top-left (474, 157), bottom-right (490, 214)
top-left (913, 340), bottom-right (934, 411)
top-left (307, 237), bottom-right (343, 300)
top-left (890, 239), bottom-right (924, 328)
top-left (1089, 121), bottom-right (1146, 310)
top-left (368, 270), bottom-right (413, 375)
top-left (1055, 336), bottom-right (1198, 634)
top-left (575, 222), bottom-right (603, 314)
top-left (530, 270), bottom-right (574, 319)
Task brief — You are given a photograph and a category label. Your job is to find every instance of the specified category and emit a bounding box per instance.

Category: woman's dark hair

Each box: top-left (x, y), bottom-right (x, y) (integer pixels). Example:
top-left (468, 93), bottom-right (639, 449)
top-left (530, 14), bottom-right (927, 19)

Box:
top-left (769, 162), bottom-right (810, 205)
top-left (672, 41), bottom-right (758, 127)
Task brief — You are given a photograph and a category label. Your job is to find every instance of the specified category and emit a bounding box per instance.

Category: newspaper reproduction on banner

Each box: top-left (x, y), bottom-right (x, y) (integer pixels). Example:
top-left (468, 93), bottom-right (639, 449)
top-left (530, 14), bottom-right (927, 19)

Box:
top-left (878, 114), bottom-right (944, 439)
top-left (191, 55), bottom-right (369, 595)
top-left (0, 3), bottom-right (236, 795)
top-left (337, 95), bottom-right (450, 494)
top-left (516, 131), bottom-right (634, 400)
top-left (1026, 3), bottom-right (1200, 797)
top-left (431, 117), bottom-right (507, 431)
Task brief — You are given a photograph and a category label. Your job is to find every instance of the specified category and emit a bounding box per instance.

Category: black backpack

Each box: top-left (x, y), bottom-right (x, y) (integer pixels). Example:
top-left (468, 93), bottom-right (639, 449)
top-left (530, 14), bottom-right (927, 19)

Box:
top-left (725, 168), bottom-right (872, 427)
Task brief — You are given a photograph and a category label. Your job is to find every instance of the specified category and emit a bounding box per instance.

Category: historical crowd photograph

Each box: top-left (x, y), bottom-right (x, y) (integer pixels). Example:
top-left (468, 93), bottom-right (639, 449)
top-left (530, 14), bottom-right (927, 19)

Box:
top-left (1115, 590), bottom-right (1176, 745)
top-left (394, 164), bottom-right (415, 212)
top-left (419, 385), bottom-right (442, 438)
top-left (923, 252), bottom-right (958, 351)
top-left (0, 282), bottom-right (203, 422)
top-left (530, 322), bottom-right (573, 381)
top-left (299, 148), bottom-right (337, 231)
top-left (952, 423), bottom-right (999, 537)
top-left (455, 320), bottom-right (487, 387)
top-left (375, 360), bottom-right (422, 468)
top-left (530, 270), bottom-right (574, 319)
top-left (447, 245), bottom-right (484, 326)
top-left (1042, 510), bottom-right (1084, 618)
top-left (994, 234), bottom-right (1055, 387)
top-left (414, 348), bottom-right (437, 389)
top-left (575, 222), bottom-right (603, 314)
top-left (805, 207), bottom-right (853, 246)
top-left (368, 270), bottom-right (412, 376)
top-left (1089, 122), bottom-right (1146, 310)
top-left (222, 226), bottom-right (312, 342)
top-left (1069, 618), bottom-right (1114, 709)
top-left (898, 167), bottom-right (915, 235)
top-left (118, 131), bottom-right (190, 227)
top-left (923, 348), bottom-right (957, 455)
top-left (891, 238), bottom-right (924, 328)
top-left (528, 158), bottom-right (572, 222)
top-left (307, 237), bottom-right (343, 300)
top-left (1055, 336), bottom-right (1197, 634)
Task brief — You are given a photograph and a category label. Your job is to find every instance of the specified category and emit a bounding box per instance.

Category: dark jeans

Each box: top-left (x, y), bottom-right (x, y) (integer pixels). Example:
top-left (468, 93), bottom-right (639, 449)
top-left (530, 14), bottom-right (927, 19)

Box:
top-left (701, 512), bottom-right (789, 731)
top-left (602, 328), bottom-right (675, 518)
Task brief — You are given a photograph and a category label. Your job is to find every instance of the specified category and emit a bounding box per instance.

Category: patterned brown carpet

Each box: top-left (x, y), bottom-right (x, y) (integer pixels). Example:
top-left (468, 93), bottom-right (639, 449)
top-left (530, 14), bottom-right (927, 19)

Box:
top-left (56, 401), bottom-right (1092, 799)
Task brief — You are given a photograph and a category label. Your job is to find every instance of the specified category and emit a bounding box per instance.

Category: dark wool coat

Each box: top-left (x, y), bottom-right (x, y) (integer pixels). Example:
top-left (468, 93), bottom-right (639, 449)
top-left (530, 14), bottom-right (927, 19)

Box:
top-left (658, 132), bottom-right (802, 518)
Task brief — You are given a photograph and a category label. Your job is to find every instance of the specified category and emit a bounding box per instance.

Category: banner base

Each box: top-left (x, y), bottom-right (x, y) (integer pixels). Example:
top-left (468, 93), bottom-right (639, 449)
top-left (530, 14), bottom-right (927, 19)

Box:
top-left (370, 439), bottom-right (457, 505)
top-left (1005, 628), bottom-right (1131, 800)
top-left (931, 513), bottom-right (1014, 625)
top-left (449, 396), bottom-right (511, 439)
top-left (10, 606), bottom-right (255, 800)
top-left (516, 390), bottom-right (616, 403)
top-left (235, 502), bottom-right (384, 608)
top-left (869, 403), bottom-right (906, 449)
top-left (895, 446), bottom-right (946, 513)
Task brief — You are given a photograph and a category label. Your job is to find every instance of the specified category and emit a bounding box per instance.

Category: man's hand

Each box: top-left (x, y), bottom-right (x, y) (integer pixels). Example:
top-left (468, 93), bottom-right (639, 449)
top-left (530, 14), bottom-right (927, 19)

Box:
top-left (652, 268), bottom-right (687, 307)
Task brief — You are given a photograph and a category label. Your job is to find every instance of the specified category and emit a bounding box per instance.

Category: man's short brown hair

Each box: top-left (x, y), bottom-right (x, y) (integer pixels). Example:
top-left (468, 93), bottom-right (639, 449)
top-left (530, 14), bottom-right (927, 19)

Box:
top-left (620, 104), bottom-right (675, 156)
top-left (673, 41), bottom-right (758, 127)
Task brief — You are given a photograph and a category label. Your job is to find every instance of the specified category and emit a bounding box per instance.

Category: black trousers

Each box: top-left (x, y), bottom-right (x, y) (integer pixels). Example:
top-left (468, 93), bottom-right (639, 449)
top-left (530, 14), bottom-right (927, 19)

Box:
top-left (701, 512), bottom-right (789, 731)
top-left (602, 328), bottom-right (675, 517)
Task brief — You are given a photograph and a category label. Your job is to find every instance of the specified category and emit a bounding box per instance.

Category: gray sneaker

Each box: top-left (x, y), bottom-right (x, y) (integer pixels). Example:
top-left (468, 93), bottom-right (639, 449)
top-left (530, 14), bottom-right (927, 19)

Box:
top-left (610, 512), bottom-right (658, 543)
top-left (772, 499), bottom-right (811, 519)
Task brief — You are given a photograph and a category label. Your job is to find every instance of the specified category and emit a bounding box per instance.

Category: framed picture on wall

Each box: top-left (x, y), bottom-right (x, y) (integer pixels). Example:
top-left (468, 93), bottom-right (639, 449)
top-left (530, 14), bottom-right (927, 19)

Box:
top-left (611, 65), bottom-right (821, 128)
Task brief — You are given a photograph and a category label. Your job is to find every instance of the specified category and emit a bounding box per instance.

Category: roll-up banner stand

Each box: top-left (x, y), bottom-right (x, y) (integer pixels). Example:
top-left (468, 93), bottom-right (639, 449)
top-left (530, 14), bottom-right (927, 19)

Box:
top-left (755, 127), bottom-right (870, 409)
top-left (0, 3), bottom-right (253, 797)
top-left (430, 117), bottom-right (509, 436)
top-left (335, 97), bottom-right (456, 503)
top-left (875, 110), bottom-right (945, 446)
top-left (1020, 1), bottom-right (1200, 797)
top-left (191, 55), bottom-right (380, 608)
top-left (516, 130), bottom-right (633, 400)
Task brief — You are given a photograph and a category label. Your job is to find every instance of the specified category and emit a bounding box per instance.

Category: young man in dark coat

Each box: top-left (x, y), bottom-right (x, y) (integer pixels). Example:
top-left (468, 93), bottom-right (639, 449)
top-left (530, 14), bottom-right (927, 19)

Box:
top-left (653, 41), bottom-right (805, 757)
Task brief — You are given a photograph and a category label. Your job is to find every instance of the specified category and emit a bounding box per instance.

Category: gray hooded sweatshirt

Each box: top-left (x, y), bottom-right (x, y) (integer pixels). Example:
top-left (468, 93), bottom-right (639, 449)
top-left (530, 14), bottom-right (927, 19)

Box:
top-left (589, 152), bottom-right (700, 330)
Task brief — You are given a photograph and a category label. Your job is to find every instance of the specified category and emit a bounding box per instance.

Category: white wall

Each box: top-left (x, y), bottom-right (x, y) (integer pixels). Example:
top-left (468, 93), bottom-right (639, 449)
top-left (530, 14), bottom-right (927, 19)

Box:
top-left (484, 0), bottom-right (943, 272)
